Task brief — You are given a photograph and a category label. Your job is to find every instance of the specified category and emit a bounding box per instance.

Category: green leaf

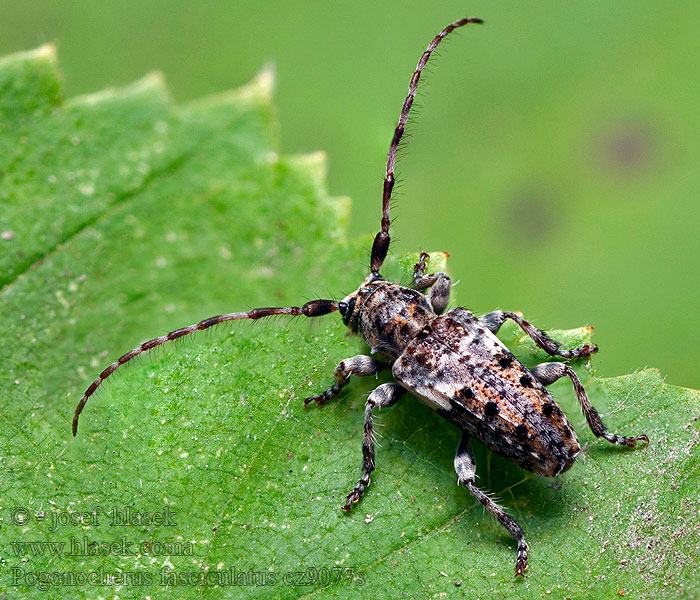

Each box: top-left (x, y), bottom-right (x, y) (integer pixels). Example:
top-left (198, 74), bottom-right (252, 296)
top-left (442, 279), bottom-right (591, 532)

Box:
top-left (1, 47), bottom-right (698, 600)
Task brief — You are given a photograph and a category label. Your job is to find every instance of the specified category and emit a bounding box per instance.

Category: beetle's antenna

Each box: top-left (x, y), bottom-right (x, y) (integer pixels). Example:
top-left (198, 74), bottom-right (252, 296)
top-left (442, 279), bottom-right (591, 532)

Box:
top-left (370, 17), bottom-right (483, 276)
top-left (72, 299), bottom-right (339, 436)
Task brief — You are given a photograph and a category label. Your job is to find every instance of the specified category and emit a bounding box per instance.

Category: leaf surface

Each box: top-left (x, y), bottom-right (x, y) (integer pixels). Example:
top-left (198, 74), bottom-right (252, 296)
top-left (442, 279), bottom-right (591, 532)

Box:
top-left (1, 47), bottom-right (698, 600)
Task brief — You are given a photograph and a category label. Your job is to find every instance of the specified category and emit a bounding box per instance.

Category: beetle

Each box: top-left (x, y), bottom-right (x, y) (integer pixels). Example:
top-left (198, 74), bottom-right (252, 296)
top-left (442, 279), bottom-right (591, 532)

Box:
top-left (72, 17), bottom-right (649, 576)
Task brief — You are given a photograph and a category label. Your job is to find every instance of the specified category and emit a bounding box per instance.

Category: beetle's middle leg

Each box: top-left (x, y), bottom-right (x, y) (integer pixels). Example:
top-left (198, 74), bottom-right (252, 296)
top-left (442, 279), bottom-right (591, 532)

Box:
top-left (479, 310), bottom-right (598, 359)
top-left (305, 355), bottom-right (386, 407)
top-left (342, 383), bottom-right (404, 511)
top-left (531, 362), bottom-right (649, 447)
top-left (454, 431), bottom-right (528, 576)
top-left (412, 252), bottom-right (451, 315)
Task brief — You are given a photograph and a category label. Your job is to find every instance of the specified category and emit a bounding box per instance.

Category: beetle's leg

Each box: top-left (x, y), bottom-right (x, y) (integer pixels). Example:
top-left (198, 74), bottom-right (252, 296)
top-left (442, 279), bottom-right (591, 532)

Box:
top-left (427, 277), bottom-right (451, 315)
top-left (478, 310), bottom-right (507, 333)
top-left (478, 310), bottom-right (598, 359)
top-left (412, 251), bottom-right (431, 284)
top-left (531, 362), bottom-right (649, 448)
top-left (412, 252), bottom-right (451, 315)
top-left (304, 355), bottom-right (387, 408)
top-left (454, 431), bottom-right (528, 577)
top-left (342, 383), bottom-right (404, 511)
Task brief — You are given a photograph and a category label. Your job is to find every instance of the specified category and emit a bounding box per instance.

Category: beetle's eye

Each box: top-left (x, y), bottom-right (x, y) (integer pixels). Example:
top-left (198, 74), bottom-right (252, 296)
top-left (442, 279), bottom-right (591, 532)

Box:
top-left (340, 298), bottom-right (356, 326)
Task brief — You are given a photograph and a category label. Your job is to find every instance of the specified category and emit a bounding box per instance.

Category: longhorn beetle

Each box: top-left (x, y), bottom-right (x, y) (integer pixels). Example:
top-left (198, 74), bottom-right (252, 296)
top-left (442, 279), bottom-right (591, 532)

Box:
top-left (73, 18), bottom-right (649, 576)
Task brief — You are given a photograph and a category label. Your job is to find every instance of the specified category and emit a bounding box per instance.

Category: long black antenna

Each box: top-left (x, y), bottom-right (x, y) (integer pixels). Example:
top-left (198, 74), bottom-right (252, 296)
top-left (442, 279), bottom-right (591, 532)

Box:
top-left (369, 17), bottom-right (483, 275)
top-left (72, 300), bottom-right (338, 435)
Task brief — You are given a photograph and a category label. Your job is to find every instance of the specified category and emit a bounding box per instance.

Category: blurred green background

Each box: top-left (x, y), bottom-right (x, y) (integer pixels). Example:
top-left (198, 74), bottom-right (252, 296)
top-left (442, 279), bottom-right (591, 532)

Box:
top-left (2, 1), bottom-right (698, 387)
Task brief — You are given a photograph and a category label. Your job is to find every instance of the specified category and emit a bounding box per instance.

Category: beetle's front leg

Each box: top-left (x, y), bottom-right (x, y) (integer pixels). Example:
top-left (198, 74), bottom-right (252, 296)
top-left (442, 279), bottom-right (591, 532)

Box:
top-left (305, 355), bottom-right (386, 407)
top-left (454, 431), bottom-right (528, 576)
top-left (530, 362), bottom-right (649, 448)
top-left (412, 252), bottom-right (451, 314)
top-left (342, 383), bottom-right (404, 511)
top-left (479, 310), bottom-right (598, 359)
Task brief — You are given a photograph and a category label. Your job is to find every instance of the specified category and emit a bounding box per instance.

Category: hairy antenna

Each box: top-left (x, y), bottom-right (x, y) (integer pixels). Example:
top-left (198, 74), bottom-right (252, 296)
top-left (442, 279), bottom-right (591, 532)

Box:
top-left (370, 17), bottom-right (483, 275)
top-left (72, 300), bottom-right (339, 435)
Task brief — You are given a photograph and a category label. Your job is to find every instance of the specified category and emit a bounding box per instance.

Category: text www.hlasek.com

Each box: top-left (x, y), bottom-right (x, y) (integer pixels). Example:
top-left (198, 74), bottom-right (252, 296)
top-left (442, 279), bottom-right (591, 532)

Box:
top-left (11, 536), bottom-right (194, 557)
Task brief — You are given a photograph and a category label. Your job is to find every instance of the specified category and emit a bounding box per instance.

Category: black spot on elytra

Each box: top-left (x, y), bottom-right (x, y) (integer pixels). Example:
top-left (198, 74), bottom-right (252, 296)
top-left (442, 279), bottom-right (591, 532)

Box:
top-left (542, 402), bottom-right (555, 418)
top-left (516, 424), bottom-right (529, 441)
top-left (498, 355), bottom-right (513, 368)
top-left (416, 327), bottom-right (430, 340)
top-left (519, 375), bottom-right (532, 387)
top-left (563, 427), bottom-right (572, 440)
top-left (458, 387), bottom-right (474, 400)
top-left (399, 323), bottom-right (410, 337)
top-left (484, 401), bottom-right (499, 417)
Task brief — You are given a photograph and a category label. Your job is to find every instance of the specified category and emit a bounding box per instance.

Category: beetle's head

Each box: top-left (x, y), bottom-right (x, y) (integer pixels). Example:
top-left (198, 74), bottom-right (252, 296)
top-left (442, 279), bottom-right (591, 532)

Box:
top-left (338, 274), bottom-right (384, 333)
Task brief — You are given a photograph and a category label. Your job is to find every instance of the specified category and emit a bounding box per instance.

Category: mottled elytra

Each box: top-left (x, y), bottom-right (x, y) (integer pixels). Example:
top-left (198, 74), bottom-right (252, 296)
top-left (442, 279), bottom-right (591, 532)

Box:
top-left (72, 18), bottom-right (649, 576)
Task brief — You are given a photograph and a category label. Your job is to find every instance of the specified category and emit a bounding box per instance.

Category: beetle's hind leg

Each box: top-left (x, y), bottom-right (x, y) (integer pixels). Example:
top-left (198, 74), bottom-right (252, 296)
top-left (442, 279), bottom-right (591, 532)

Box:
top-left (479, 310), bottom-right (598, 359)
top-left (305, 355), bottom-right (387, 407)
top-left (531, 362), bottom-right (649, 448)
top-left (342, 383), bottom-right (404, 511)
top-left (412, 252), bottom-right (451, 315)
top-left (454, 432), bottom-right (528, 576)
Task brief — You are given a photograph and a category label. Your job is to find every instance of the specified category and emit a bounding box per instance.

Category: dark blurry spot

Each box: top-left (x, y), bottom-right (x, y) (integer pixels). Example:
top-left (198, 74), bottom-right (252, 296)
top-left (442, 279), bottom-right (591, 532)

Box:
top-left (505, 187), bottom-right (558, 244)
top-left (595, 119), bottom-right (658, 176)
